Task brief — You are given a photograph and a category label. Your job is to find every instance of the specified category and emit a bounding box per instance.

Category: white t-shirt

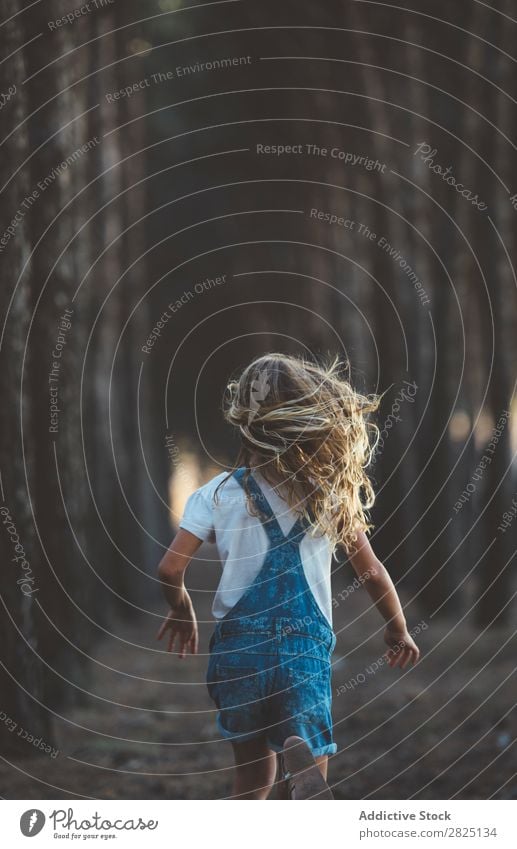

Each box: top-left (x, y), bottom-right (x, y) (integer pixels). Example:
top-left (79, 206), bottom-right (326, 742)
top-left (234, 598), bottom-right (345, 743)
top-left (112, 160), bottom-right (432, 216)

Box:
top-left (179, 470), bottom-right (334, 625)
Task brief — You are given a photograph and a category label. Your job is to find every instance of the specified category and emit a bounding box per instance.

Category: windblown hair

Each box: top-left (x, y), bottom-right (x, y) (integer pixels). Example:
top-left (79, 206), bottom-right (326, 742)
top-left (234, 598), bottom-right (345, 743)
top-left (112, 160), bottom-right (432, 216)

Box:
top-left (216, 352), bottom-right (380, 553)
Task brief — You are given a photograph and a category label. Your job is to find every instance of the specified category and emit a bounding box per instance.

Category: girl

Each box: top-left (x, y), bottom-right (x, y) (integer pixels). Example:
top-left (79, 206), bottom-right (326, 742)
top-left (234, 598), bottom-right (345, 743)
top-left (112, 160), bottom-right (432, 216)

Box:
top-left (156, 353), bottom-right (420, 799)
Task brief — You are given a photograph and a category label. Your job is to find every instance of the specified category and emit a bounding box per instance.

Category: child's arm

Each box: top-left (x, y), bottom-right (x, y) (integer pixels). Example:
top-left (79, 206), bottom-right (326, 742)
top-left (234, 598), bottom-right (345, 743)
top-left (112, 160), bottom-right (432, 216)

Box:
top-left (346, 531), bottom-right (420, 668)
top-left (156, 529), bottom-right (202, 659)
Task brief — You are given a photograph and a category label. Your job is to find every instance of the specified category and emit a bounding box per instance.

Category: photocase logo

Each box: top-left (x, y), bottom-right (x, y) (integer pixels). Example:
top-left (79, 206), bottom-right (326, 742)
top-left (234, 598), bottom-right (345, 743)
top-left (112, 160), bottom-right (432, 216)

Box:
top-left (248, 368), bottom-right (270, 424)
top-left (20, 809), bottom-right (46, 836)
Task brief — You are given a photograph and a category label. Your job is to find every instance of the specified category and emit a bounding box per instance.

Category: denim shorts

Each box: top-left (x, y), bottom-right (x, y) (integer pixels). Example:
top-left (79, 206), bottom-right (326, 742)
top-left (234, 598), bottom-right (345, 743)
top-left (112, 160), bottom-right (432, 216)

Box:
top-left (206, 616), bottom-right (337, 757)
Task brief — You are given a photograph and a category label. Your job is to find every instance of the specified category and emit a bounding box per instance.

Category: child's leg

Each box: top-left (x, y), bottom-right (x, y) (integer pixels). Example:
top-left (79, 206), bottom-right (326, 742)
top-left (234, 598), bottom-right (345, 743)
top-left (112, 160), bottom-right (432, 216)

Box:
top-left (230, 736), bottom-right (278, 799)
top-left (316, 755), bottom-right (329, 780)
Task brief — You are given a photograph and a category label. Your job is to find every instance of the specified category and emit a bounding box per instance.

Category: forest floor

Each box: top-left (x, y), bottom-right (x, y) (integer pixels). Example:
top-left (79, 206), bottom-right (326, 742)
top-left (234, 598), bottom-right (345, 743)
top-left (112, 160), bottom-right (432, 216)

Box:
top-left (1, 546), bottom-right (516, 800)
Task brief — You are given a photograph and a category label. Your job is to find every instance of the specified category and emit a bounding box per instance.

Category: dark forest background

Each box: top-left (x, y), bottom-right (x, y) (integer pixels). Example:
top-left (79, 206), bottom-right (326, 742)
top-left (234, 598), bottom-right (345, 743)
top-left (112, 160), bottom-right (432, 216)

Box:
top-left (0, 0), bottom-right (516, 799)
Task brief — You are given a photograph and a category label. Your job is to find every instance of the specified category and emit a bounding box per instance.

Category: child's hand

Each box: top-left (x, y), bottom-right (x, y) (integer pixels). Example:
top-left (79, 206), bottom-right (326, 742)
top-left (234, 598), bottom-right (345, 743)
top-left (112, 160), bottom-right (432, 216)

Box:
top-left (156, 595), bottom-right (199, 659)
top-left (383, 625), bottom-right (420, 668)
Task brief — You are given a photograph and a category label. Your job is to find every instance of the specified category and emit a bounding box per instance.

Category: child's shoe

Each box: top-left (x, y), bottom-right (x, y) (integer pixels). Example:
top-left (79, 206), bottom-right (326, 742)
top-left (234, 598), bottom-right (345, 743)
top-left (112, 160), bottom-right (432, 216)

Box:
top-left (282, 735), bottom-right (334, 799)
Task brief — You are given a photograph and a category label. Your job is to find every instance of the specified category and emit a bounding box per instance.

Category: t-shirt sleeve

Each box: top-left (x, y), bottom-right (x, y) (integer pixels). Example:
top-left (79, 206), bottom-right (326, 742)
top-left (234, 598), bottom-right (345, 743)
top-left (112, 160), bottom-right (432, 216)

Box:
top-left (179, 485), bottom-right (216, 543)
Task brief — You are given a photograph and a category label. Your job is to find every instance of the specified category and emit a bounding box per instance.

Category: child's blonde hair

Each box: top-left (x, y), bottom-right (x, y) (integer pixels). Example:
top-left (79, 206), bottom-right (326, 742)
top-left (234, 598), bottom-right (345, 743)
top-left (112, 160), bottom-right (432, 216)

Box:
top-left (219, 352), bottom-right (380, 553)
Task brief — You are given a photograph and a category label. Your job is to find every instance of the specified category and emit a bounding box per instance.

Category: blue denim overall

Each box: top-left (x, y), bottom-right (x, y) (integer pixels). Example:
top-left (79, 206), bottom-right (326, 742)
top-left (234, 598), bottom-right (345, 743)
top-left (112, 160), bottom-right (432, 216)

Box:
top-left (206, 467), bottom-right (337, 756)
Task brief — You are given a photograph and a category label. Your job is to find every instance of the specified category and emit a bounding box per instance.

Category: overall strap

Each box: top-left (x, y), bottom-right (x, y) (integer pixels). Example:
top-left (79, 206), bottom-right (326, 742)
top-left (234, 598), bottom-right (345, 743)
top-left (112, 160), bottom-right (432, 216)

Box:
top-left (233, 467), bottom-right (287, 546)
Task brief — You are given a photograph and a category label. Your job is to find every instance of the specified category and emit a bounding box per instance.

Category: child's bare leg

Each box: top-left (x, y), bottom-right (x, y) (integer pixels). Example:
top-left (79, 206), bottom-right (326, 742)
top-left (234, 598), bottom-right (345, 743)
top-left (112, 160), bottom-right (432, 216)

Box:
top-left (316, 755), bottom-right (328, 780)
top-left (230, 736), bottom-right (278, 799)
top-left (277, 754), bottom-right (328, 798)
